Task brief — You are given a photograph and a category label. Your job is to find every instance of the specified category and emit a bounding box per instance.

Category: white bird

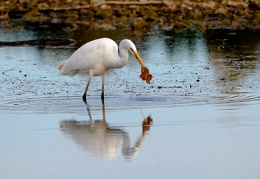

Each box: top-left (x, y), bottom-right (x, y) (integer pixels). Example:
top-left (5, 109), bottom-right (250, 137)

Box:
top-left (58, 38), bottom-right (146, 103)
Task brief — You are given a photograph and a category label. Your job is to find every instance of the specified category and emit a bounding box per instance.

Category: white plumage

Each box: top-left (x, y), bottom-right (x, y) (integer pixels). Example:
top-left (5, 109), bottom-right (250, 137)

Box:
top-left (58, 38), bottom-right (145, 103)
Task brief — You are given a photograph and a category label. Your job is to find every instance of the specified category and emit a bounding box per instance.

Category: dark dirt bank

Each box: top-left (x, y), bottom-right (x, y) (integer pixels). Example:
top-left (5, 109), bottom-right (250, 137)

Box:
top-left (0, 0), bottom-right (260, 32)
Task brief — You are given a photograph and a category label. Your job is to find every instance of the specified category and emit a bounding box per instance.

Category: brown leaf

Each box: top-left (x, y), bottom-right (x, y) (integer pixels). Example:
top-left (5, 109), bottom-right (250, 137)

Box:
top-left (140, 66), bottom-right (152, 84)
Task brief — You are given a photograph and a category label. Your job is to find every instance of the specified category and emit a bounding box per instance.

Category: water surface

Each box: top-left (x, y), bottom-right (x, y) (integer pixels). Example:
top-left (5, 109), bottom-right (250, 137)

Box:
top-left (0, 23), bottom-right (260, 178)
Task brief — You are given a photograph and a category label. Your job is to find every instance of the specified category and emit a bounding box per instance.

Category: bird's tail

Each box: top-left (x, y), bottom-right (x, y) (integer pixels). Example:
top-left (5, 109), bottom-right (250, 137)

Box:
top-left (58, 60), bottom-right (65, 71)
top-left (58, 59), bottom-right (78, 76)
top-left (58, 59), bottom-right (76, 76)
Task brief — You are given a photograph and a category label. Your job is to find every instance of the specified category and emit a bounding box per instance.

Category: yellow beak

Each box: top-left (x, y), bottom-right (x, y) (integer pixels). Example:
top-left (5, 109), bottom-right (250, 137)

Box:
top-left (133, 51), bottom-right (145, 67)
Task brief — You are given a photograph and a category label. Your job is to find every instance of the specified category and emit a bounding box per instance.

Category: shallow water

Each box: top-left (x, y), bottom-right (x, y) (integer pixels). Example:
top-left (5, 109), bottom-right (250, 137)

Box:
top-left (0, 22), bottom-right (260, 178)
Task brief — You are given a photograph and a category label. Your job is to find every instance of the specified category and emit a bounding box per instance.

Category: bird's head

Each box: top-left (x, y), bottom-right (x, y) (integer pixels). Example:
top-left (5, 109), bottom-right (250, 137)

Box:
top-left (121, 39), bottom-right (145, 68)
top-left (121, 39), bottom-right (152, 84)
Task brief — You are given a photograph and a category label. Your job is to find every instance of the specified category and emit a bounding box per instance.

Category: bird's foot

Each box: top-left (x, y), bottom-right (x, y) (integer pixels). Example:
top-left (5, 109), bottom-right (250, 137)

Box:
top-left (82, 94), bottom-right (87, 103)
top-left (101, 93), bottom-right (105, 104)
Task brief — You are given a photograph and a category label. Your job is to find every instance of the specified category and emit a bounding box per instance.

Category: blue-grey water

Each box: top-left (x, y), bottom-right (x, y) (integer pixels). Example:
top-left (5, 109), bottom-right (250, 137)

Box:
top-left (0, 22), bottom-right (260, 179)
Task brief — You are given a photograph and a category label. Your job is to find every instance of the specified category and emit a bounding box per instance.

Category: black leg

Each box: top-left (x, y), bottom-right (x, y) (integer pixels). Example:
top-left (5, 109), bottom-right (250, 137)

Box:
top-left (101, 93), bottom-right (105, 104)
top-left (101, 74), bottom-right (105, 101)
top-left (83, 70), bottom-right (93, 103)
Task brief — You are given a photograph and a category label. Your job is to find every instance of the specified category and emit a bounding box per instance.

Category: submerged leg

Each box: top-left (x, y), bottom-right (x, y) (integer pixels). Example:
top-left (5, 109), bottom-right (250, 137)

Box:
top-left (101, 73), bottom-right (105, 101)
top-left (83, 70), bottom-right (93, 103)
top-left (101, 99), bottom-right (106, 122)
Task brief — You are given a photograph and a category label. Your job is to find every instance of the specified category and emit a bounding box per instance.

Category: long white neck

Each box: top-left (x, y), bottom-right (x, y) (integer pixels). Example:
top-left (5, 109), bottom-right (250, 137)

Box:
top-left (117, 47), bottom-right (129, 68)
top-left (108, 46), bottom-right (129, 69)
top-left (107, 39), bottom-right (136, 70)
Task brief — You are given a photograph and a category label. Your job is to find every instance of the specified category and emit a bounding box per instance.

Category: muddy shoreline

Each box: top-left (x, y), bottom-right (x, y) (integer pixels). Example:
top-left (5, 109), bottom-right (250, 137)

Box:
top-left (1, 0), bottom-right (260, 32)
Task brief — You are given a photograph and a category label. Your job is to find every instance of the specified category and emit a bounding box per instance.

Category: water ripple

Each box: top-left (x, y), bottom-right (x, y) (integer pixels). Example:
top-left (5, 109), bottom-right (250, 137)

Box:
top-left (2, 93), bottom-right (260, 114)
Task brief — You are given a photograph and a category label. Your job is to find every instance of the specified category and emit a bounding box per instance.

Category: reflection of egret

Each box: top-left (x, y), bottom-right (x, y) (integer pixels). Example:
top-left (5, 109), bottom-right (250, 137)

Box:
top-left (60, 102), bottom-right (153, 160)
top-left (58, 38), bottom-right (146, 103)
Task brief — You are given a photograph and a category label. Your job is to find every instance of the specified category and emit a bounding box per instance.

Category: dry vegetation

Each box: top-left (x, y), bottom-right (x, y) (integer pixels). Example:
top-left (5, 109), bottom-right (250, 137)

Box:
top-left (0, 0), bottom-right (260, 31)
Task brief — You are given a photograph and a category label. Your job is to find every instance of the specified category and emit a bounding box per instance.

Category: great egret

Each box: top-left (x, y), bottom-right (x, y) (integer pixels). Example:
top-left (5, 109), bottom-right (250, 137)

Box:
top-left (58, 37), bottom-right (150, 102)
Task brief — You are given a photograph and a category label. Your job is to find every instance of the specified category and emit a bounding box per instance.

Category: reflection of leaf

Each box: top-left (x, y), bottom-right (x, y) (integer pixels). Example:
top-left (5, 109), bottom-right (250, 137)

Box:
top-left (142, 116), bottom-right (153, 133)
